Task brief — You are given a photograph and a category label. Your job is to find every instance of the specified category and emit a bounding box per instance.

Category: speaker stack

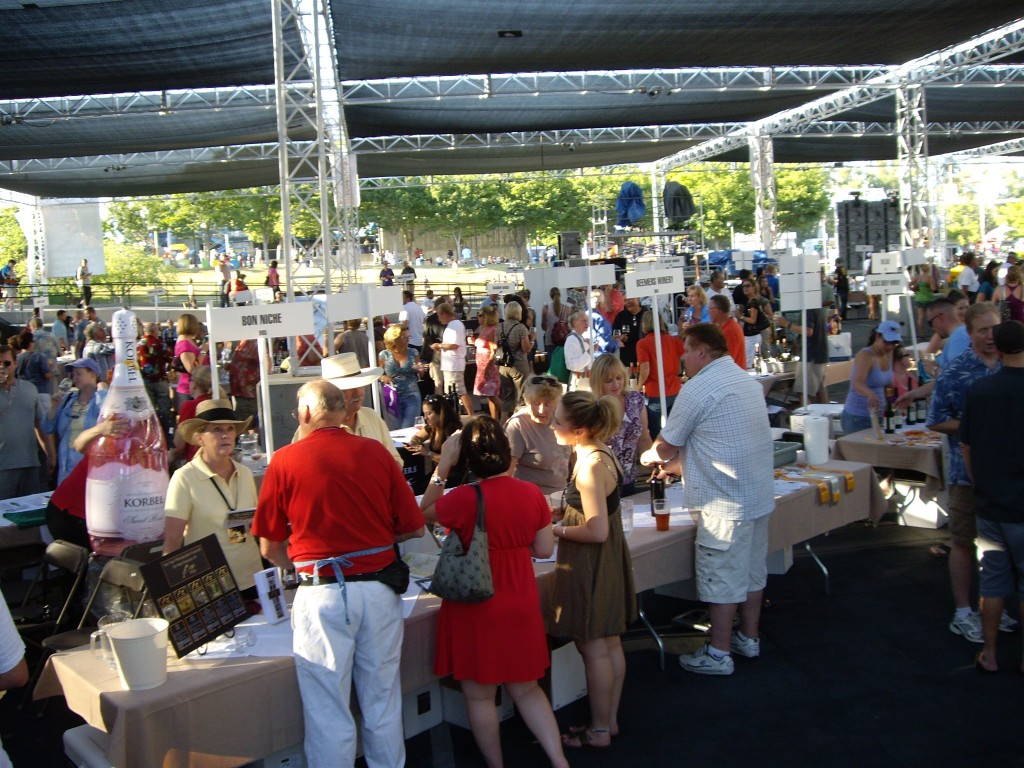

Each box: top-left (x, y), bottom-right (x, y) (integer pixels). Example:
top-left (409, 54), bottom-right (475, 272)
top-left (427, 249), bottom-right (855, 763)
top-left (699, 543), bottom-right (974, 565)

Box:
top-left (837, 198), bottom-right (900, 273)
top-left (558, 231), bottom-right (581, 261)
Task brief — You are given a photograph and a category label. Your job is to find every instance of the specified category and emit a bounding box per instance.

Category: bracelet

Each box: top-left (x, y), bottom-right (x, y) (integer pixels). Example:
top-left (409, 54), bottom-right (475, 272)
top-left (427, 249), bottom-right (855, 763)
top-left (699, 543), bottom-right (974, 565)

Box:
top-left (431, 474), bottom-right (446, 487)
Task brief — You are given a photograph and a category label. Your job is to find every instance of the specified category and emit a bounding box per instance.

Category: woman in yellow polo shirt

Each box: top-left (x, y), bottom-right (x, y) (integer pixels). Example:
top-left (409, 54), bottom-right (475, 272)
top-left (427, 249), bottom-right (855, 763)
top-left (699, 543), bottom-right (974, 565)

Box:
top-left (164, 399), bottom-right (262, 594)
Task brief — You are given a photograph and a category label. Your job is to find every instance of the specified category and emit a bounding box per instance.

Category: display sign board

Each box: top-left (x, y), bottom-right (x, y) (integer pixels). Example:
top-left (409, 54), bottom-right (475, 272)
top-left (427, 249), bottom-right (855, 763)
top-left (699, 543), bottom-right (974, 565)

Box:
top-left (32, 295), bottom-right (48, 308)
top-left (902, 247), bottom-right (928, 267)
top-left (733, 250), bottom-right (755, 271)
top-left (252, 287), bottom-right (275, 304)
top-left (325, 284), bottom-right (403, 322)
top-left (145, 288), bottom-right (166, 297)
top-left (872, 250), bottom-right (903, 275)
top-left (866, 273), bottom-right (909, 295)
top-left (625, 267), bottom-right (685, 298)
top-left (207, 301), bottom-right (314, 343)
top-left (779, 252), bottom-right (822, 312)
top-left (139, 534), bottom-right (250, 658)
top-left (485, 281), bottom-right (517, 295)
top-left (522, 264), bottom-right (616, 303)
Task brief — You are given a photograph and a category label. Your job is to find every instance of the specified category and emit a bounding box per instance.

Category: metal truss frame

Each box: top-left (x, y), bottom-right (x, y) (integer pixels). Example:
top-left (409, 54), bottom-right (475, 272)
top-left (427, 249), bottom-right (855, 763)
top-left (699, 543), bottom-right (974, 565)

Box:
top-left (3, 118), bottom-right (1022, 180)
top-left (896, 85), bottom-right (929, 249)
top-left (935, 135), bottom-right (1024, 161)
top-left (749, 134), bottom-right (777, 250)
top-left (656, 19), bottom-right (1024, 170)
top-left (4, 65), bottom-right (1023, 126)
top-left (0, 86), bottom-right (291, 125)
top-left (272, 0), bottom-right (358, 305)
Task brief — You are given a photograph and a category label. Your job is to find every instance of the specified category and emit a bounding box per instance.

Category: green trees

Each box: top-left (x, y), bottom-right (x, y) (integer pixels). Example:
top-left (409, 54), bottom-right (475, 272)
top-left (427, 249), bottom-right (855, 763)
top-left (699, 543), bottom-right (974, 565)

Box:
top-left (0, 206), bottom-right (28, 269)
top-left (93, 243), bottom-right (176, 305)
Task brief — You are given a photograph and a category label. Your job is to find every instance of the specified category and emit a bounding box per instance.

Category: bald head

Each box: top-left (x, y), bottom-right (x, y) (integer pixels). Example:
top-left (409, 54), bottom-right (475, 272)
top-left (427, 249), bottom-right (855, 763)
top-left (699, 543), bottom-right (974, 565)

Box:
top-left (298, 380), bottom-right (346, 417)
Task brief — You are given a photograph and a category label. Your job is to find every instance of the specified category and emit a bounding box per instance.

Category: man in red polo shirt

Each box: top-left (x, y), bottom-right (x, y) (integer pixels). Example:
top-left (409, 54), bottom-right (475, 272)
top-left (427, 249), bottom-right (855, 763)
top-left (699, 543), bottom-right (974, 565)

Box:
top-left (253, 379), bottom-right (424, 768)
top-left (636, 309), bottom-right (685, 439)
top-left (709, 294), bottom-right (746, 370)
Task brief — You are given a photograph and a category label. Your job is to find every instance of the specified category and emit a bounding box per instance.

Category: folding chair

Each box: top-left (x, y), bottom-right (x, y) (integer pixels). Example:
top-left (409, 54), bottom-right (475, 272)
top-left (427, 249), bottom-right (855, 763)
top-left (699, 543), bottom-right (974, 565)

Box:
top-left (23, 558), bottom-right (149, 712)
top-left (0, 541), bottom-right (47, 605)
top-left (11, 540), bottom-right (90, 637)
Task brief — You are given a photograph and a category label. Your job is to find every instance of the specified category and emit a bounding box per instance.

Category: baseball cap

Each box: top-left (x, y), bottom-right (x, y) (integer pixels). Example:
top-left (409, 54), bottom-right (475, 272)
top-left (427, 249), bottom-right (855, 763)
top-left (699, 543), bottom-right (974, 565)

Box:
top-left (876, 320), bottom-right (902, 343)
top-left (994, 320), bottom-right (1024, 355)
top-left (65, 358), bottom-right (101, 376)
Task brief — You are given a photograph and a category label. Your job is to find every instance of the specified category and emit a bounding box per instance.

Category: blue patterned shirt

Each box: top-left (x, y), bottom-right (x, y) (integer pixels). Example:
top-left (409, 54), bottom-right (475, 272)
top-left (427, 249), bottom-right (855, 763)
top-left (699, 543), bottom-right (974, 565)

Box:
top-left (927, 348), bottom-right (999, 486)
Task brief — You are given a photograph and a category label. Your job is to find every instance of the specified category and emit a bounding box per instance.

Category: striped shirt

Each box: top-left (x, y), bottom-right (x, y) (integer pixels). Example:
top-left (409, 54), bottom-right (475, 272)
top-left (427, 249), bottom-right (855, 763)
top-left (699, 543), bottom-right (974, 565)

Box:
top-left (660, 355), bottom-right (775, 521)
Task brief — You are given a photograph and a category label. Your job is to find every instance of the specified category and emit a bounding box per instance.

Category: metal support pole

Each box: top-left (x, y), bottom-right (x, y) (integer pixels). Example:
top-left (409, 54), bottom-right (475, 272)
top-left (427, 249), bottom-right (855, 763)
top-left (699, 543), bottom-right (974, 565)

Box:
top-left (749, 134), bottom-right (778, 251)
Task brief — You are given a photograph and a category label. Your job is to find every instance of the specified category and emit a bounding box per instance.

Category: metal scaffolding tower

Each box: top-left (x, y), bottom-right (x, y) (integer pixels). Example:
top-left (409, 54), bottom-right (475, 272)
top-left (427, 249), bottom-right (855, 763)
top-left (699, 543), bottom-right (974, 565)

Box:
top-left (748, 134), bottom-right (777, 251)
top-left (896, 85), bottom-right (930, 249)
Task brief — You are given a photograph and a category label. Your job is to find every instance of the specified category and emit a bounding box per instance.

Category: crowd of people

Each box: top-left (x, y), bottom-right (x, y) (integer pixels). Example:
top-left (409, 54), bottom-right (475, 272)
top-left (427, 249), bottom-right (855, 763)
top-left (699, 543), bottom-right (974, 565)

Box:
top-left (4, 250), bottom-right (1024, 768)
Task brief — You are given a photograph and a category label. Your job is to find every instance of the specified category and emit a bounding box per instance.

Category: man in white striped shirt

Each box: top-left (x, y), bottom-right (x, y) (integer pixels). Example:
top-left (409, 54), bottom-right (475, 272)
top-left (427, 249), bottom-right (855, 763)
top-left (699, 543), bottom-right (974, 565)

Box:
top-left (641, 323), bottom-right (775, 676)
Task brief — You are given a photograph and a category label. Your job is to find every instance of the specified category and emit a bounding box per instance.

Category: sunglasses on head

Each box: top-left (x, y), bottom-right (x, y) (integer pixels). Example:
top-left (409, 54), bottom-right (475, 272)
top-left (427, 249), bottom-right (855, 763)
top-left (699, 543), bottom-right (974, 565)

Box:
top-left (530, 375), bottom-right (559, 386)
top-left (424, 394), bottom-right (443, 404)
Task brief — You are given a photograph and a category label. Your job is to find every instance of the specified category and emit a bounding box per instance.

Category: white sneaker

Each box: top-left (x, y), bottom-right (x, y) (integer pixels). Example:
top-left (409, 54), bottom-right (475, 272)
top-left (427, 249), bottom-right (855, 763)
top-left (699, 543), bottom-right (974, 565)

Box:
top-left (949, 611), bottom-right (983, 643)
top-left (730, 630), bottom-right (760, 658)
top-left (999, 610), bottom-right (1020, 633)
top-left (678, 643), bottom-right (734, 676)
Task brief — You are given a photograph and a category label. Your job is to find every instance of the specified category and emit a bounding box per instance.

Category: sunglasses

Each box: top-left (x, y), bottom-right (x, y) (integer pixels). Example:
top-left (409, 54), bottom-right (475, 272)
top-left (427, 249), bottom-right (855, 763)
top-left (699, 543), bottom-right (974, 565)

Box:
top-left (423, 394), bottom-right (444, 404)
top-left (530, 375), bottom-right (559, 386)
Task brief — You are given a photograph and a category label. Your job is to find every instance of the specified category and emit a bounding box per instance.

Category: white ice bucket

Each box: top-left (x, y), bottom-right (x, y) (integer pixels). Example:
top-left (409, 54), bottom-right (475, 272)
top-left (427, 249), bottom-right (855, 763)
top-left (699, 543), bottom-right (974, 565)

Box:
top-left (108, 618), bottom-right (170, 691)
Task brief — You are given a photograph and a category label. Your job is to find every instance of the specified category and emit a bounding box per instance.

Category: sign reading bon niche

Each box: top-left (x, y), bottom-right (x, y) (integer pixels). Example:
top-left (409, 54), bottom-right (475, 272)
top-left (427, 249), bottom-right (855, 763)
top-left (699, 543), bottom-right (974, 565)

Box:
top-left (208, 303), bottom-right (316, 343)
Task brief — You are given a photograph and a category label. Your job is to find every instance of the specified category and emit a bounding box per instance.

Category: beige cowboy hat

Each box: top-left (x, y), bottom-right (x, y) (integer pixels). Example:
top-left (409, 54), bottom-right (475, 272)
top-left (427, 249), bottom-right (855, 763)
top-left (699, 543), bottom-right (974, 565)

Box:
top-left (321, 352), bottom-right (383, 390)
top-left (177, 399), bottom-right (253, 446)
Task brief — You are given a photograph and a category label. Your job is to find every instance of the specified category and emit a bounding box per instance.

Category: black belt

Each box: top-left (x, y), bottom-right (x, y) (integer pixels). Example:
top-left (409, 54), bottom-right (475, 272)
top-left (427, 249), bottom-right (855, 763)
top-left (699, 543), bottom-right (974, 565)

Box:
top-left (298, 569), bottom-right (385, 586)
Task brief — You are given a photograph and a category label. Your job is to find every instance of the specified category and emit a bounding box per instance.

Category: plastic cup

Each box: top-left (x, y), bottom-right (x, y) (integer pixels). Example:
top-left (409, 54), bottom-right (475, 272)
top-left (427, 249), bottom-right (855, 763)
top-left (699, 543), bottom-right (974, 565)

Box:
top-left (238, 433), bottom-right (258, 457)
top-left (89, 611), bottom-right (132, 669)
top-left (108, 618), bottom-right (170, 691)
top-left (620, 499), bottom-right (634, 538)
top-left (548, 491), bottom-right (565, 520)
top-left (653, 499), bottom-right (670, 532)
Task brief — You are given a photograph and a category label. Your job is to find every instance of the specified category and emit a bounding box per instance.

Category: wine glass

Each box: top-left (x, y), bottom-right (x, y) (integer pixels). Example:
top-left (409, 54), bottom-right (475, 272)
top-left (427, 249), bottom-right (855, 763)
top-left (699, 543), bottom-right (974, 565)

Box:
top-left (414, 416), bottom-right (426, 430)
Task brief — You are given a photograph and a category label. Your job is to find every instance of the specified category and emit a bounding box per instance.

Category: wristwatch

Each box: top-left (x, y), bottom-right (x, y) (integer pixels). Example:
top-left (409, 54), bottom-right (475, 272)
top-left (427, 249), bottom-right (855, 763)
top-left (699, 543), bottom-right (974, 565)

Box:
top-left (431, 474), bottom-right (446, 487)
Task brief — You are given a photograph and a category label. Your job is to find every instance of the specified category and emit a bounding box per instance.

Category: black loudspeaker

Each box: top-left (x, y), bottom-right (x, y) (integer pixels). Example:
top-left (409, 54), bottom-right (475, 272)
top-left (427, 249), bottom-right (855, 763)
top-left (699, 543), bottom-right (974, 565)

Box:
top-left (558, 231), bottom-right (581, 260)
top-left (837, 199), bottom-right (900, 273)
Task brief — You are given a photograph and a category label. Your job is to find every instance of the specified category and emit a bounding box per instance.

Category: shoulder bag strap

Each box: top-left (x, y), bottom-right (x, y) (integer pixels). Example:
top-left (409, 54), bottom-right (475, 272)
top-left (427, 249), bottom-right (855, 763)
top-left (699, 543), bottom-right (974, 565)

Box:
top-left (472, 482), bottom-right (486, 532)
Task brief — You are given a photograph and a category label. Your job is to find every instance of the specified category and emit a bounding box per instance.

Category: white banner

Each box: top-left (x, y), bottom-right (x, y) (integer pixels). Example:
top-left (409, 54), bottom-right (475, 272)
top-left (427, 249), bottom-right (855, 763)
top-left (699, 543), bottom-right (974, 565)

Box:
top-left (207, 301), bottom-right (315, 344)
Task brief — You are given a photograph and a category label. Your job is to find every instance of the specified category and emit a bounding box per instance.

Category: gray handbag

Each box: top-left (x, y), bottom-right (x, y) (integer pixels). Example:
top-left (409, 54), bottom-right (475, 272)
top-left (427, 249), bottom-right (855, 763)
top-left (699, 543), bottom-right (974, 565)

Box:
top-left (430, 483), bottom-right (494, 603)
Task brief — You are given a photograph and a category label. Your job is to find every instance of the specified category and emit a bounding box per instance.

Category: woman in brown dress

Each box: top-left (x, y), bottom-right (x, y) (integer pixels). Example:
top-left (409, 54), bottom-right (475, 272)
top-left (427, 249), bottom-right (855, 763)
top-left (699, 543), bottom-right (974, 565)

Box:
top-left (548, 391), bottom-right (636, 749)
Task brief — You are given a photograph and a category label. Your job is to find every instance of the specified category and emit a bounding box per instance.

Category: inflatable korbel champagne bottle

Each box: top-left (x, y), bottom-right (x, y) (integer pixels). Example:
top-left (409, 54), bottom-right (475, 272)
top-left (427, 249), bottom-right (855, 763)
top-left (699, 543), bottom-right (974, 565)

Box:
top-left (85, 308), bottom-right (169, 556)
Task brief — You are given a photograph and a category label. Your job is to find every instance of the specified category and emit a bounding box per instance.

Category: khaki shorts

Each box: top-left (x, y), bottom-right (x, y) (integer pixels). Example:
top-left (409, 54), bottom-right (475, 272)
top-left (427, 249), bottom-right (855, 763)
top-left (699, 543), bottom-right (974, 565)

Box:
top-left (442, 370), bottom-right (467, 396)
top-left (948, 484), bottom-right (976, 547)
top-left (792, 362), bottom-right (827, 397)
top-left (695, 514), bottom-right (770, 605)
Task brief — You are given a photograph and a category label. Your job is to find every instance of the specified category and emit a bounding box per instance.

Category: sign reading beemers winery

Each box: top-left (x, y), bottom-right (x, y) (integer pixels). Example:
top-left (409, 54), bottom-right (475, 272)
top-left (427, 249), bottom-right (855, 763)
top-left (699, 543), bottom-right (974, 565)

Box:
top-left (625, 267), bottom-right (684, 298)
top-left (207, 301), bottom-right (316, 344)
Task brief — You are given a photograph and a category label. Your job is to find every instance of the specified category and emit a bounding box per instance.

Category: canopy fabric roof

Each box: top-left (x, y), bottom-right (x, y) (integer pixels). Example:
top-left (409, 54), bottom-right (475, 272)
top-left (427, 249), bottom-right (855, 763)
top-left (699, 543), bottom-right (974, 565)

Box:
top-left (0, 1), bottom-right (1022, 198)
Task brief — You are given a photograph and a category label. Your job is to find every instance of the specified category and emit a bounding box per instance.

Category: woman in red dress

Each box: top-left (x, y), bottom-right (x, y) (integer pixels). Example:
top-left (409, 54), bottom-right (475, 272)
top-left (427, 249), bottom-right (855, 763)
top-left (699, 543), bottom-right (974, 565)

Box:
top-left (424, 416), bottom-right (567, 768)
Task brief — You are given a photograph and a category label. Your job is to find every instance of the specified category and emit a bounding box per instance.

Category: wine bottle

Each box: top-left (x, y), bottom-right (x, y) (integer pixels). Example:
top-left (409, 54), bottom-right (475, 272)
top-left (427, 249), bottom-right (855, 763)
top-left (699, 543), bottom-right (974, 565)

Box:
top-left (906, 400), bottom-right (917, 426)
top-left (85, 308), bottom-right (170, 557)
top-left (883, 390), bottom-right (895, 434)
top-left (649, 470), bottom-right (665, 514)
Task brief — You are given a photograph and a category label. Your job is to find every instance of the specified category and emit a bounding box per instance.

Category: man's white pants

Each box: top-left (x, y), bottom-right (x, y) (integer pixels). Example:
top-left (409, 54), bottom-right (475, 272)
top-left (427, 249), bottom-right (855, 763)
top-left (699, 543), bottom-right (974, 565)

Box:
top-left (292, 581), bottom-right (405, 768)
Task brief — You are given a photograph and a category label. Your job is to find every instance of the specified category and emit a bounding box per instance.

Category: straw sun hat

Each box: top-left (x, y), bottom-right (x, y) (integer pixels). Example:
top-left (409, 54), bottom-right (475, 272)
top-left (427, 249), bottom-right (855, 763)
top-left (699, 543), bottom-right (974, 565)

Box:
top-left (177, 399), bottom-right (252, 446)
top-left (320, 352), bottom-right (383, 390)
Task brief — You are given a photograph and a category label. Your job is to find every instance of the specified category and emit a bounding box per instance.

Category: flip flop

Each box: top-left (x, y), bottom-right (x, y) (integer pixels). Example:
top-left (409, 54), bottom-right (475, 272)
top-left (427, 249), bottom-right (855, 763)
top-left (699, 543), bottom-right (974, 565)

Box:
top-left (975, 653), bottom-right (998, 674)
top-left (562, 728), bottom-right (612, 749)
top-left (566, 724), bottom-right (619, 738)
